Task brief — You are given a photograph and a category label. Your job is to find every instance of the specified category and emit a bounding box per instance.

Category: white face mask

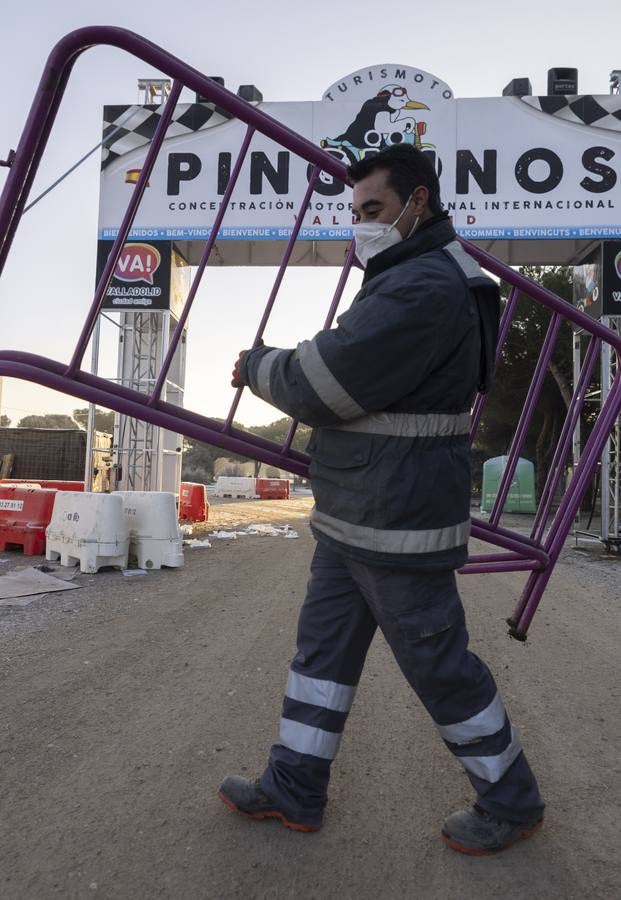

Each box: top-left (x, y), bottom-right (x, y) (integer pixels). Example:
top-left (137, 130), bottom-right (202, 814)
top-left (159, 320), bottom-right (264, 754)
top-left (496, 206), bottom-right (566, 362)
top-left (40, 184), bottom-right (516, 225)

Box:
top-left (353, 193), bottom-right (420, 268)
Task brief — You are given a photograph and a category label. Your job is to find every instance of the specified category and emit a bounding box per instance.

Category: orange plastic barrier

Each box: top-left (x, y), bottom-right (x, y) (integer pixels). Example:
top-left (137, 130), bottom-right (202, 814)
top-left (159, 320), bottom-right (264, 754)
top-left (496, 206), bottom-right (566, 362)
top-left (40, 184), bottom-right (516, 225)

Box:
top-left (255, 478), bottom-right (290, 500)
top-left (0, 486), bottom-right (57, 555)
top-left (179, 482), bottom-right (208, 522)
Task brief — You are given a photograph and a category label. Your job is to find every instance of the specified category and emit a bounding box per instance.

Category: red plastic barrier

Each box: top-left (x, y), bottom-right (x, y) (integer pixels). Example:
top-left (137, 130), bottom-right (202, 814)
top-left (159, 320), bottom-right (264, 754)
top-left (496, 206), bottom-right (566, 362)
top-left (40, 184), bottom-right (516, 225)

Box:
top-left (255, 478), bottom-right (290, 500)
top-left (179, 482), bottom-right (208, 522)
top-left (38, 480), bottom-right (84, 492)
top-left (0, 479), bottom-right (84, 491)
top-left (0, 486), bottom-right (57, 555)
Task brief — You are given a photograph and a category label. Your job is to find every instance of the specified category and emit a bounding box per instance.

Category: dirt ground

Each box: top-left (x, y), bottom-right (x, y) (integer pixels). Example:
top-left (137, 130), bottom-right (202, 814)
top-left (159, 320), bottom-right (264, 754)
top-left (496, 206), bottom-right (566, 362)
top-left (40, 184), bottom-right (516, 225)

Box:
top-left (1, 498), bottom-right (620, 900)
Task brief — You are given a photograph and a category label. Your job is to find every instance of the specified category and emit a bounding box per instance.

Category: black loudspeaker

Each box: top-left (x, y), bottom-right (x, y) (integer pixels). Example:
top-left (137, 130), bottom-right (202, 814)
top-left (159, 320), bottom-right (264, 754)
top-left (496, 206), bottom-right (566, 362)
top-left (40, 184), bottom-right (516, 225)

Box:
top-left (502, 78), bottom-right (533, 97)
top-left (196, 77), bottom-right (225, 103)
top-left (237, 85), bottom-right (263, 102)
top-left (547, 68), bottom-right (578, 95)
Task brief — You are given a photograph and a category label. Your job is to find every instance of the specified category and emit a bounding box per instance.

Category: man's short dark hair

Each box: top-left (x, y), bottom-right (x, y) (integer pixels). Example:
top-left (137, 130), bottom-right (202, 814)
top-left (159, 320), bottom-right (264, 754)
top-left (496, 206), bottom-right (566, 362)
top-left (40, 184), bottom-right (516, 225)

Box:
top-left (348, 145), bottom-right (443, 215)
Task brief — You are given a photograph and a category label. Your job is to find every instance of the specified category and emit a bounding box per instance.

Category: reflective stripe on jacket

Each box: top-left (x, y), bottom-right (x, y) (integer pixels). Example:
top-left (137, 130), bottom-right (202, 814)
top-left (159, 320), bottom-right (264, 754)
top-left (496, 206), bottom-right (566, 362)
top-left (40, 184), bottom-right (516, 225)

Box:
top-left (241, 215), bottom-right (500, 569)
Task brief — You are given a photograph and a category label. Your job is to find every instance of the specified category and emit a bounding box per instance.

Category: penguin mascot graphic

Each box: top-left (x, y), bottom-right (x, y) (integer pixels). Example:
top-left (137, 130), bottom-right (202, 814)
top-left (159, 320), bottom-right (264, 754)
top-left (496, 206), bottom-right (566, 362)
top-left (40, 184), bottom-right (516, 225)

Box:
top-left (321, 85), bottom-right (429, 161)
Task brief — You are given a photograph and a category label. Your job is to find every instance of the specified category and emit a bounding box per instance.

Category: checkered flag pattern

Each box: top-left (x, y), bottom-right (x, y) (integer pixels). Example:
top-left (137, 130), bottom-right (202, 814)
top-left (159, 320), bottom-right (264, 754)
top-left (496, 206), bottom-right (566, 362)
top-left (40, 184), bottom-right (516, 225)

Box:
top-left (101, 102), bottom-right (233, 169)
top-left (520, 95), bottom-right (621, 132)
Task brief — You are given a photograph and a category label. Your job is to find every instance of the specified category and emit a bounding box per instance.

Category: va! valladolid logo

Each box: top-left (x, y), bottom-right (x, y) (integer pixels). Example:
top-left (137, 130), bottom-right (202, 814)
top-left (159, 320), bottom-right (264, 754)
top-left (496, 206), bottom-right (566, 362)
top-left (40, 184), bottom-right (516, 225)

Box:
top-left (114, 243), bottom-right (162, 285)
top-left (319, 64), bottom-right (453, 165)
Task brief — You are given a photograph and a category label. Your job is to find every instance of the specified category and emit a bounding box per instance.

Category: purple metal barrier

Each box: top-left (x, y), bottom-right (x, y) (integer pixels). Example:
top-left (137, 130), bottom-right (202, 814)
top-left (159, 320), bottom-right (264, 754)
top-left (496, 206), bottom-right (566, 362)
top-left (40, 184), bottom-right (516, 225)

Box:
top-left (1, 27), bottom-right (621, 639)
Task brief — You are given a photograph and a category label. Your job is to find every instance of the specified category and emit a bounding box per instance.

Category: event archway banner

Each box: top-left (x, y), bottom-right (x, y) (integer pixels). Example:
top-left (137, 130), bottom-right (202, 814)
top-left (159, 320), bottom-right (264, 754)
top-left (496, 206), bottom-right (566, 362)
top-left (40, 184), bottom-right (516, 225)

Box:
top-left (98, 63), bottom-right (621, 253)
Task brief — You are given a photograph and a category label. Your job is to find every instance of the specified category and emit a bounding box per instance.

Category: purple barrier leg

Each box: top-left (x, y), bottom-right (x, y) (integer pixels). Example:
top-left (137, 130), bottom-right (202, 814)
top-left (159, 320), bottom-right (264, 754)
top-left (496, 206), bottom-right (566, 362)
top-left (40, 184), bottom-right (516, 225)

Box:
top-left (509, 370), bottom-right (621, 638)
top-left (489, 314), bottom-right (562, 526)
top-left (470, 519), bottom-right (549, 567)
top-left (466, 553), bottom-right (533, 563)
top-left (460, 560), bottom-right (543, 574)
top-left (530, 335), bottom-right (600, 544)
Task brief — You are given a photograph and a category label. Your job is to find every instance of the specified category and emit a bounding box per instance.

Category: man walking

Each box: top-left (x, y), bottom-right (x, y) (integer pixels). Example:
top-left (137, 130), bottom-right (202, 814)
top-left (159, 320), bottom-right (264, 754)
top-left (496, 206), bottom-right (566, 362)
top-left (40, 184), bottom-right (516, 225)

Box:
top-left (218, 145), bottom-right (544, 854)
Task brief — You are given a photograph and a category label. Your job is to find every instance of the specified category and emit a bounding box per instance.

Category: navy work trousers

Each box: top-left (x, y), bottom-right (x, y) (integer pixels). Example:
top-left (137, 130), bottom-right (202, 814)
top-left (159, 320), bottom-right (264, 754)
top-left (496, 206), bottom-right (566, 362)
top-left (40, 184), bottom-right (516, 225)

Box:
top-left (260, 541), bottom-right (544, 828)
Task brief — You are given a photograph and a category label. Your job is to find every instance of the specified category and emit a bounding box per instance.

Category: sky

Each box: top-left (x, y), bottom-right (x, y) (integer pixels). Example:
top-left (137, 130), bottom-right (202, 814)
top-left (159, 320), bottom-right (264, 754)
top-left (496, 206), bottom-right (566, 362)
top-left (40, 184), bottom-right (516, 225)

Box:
top-left (0, 0), bottom-right (620, 429)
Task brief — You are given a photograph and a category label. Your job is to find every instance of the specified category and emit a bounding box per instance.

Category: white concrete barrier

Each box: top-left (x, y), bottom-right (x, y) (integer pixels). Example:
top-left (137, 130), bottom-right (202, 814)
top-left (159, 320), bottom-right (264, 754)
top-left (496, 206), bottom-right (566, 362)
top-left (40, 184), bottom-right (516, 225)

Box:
top-left (117, 491), bottom-right (184, 569)
top-left (214, 476), bottom-right (258, 499)
top-left (46, 492), bottom-right (129, 573)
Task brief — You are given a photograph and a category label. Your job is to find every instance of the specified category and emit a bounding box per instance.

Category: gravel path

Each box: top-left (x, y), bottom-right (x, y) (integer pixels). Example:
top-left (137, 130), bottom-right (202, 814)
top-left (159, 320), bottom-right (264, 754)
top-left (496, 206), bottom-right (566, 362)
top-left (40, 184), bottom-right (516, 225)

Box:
top-left (1, 502), bottom-right (619, 899)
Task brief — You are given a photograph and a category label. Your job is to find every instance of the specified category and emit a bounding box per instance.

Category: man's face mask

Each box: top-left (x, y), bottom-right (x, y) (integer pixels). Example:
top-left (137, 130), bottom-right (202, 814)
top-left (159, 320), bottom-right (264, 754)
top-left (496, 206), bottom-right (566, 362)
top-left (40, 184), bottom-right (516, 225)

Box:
top-left (353, 192), bottom-right (421, 268)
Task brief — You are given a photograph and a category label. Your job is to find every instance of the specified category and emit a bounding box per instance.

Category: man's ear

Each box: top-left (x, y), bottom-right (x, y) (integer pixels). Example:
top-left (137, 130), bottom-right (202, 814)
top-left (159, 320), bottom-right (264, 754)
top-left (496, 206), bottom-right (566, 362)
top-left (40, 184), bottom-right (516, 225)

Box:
top-left (411, 185), bottom-right (429, 214)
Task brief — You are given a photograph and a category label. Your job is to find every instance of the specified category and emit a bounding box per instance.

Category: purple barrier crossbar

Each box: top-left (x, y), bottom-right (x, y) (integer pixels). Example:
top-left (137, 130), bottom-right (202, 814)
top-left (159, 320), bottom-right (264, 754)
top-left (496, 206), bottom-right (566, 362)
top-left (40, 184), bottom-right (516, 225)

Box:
top-left (149, 125), bottom-right (256, 407)
top-left (2, 27), bottom-right (621, 640)
top-left (281, 242), bottom-right (358, 455)
top-left (67, 79), bottom-right (184, 377)
top-left (225, 166), bottom-right (322, 430)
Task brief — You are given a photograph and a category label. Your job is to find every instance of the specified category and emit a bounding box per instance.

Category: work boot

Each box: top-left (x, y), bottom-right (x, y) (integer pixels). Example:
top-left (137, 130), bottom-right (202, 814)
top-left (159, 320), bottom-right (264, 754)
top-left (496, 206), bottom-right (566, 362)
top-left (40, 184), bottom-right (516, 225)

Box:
top-left (441, 805), bottom-right (543, 855)
top-left (218, 775), bottom-right (321, 833)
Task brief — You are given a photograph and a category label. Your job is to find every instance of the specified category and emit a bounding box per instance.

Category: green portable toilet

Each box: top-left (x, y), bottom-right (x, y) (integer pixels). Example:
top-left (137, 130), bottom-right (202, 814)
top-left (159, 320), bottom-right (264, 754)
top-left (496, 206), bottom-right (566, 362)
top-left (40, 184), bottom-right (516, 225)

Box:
top-left (480, 456), bottom-right (536, 514)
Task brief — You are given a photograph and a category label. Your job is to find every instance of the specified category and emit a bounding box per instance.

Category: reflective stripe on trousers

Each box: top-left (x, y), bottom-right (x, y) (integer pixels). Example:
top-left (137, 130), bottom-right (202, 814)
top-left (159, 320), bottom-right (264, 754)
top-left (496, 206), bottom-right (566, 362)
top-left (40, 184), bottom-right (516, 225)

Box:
top-left (260, 541), bottom-right (544, 827)
top-left (278, 670), bottom-right (357, 760)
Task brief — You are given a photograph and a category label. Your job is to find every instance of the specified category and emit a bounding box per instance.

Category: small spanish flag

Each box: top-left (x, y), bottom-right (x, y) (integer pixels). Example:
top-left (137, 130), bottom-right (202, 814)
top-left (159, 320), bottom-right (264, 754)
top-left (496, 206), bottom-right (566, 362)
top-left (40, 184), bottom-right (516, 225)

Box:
top-left (125, 169), bottom-right (150, 186)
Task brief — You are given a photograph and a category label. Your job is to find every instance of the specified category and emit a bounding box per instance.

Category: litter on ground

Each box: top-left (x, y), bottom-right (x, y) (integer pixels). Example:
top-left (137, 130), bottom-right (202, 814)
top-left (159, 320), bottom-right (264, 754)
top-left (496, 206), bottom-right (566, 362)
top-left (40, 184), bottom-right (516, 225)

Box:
top-left (0, 567), bottom-right (80, 605)
top-left (246, 524), bottom-right (298, 538)
top-left (183, 524), bottom-right (299, 549)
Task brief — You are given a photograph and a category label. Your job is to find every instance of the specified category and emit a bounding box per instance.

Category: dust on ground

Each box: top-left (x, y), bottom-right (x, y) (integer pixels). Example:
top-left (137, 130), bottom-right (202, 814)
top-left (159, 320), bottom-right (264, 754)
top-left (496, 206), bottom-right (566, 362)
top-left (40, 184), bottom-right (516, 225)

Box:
top-left (193, 495), bottom-right (315, 532)
top-left (0, 499), bottom-right (619, 900)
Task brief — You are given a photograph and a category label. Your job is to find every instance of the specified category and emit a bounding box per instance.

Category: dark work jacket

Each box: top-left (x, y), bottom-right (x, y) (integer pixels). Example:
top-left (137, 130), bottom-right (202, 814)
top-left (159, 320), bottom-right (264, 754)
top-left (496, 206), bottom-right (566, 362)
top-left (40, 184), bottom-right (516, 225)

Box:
top-left (240, 215), bottom-right (500, 570)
